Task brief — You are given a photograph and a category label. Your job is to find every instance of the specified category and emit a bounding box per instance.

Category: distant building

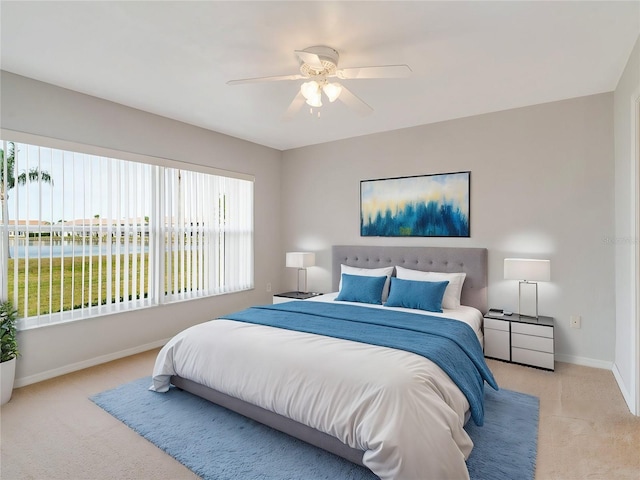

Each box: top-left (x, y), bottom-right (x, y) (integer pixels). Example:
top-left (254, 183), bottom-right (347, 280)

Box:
top-left (7, 220), bottom-right (51, 237)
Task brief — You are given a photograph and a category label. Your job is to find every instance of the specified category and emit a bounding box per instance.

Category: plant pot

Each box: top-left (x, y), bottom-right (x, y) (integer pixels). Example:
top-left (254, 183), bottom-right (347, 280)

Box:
top-left (1, 357), bottom-right (16, 405)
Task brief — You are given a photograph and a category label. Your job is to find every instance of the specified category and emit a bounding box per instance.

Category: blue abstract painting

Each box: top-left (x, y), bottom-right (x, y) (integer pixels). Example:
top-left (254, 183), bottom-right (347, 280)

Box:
top-left (360, 172), bottom-right (470, 237)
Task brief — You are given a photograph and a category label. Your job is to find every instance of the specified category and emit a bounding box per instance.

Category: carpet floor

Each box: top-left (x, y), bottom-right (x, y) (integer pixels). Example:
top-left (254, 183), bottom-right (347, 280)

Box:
top-left (91, 377), bottom-right (538, 480)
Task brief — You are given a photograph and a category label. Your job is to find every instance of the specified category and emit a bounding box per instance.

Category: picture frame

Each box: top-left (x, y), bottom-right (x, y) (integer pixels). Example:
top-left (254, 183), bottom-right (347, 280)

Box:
top-left (360, 171), bottom-right (470, 237)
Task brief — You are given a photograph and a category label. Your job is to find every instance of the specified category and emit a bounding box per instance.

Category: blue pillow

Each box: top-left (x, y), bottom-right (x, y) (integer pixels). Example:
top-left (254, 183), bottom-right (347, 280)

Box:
top-left (384, 277), bottom-right (449, 313)
top-left (335, 273), bottom-right (387, 305)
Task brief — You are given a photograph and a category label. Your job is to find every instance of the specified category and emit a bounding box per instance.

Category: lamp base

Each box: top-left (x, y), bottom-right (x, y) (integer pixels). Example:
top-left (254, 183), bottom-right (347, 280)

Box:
top-left (518, 281), bottom-right (539, 318)
top-left (297, 268), bottom-right (308, 294)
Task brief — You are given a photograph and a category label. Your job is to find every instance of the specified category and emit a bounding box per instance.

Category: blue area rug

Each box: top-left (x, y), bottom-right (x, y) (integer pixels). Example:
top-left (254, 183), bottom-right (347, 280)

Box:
top-left (91, 377), bottom-right (538, 480)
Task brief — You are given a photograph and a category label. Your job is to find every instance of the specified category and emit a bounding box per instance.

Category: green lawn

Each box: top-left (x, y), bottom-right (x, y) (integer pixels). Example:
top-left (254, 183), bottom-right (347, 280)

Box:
top-left (7, 254), bottom-right (151, 317)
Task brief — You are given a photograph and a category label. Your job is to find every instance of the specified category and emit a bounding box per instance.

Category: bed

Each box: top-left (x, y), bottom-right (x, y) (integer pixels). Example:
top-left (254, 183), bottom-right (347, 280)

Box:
top-left (151, 245), bottom-right (496, 480)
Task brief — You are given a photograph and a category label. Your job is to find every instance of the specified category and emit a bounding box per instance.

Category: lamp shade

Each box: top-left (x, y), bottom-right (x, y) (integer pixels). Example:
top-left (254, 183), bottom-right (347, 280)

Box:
top-left (504, 258), bottom-right (550, 282)
top-left (286, 252), bottom-right (316, 269)
top-left (300, 81), bottom-right (319, 100)
top-left (301, 81), bottom-right (322, 107)
top-left (305, 94), bottom-right (322, 108)
top-left (322, 82), bottom-right (342, 102)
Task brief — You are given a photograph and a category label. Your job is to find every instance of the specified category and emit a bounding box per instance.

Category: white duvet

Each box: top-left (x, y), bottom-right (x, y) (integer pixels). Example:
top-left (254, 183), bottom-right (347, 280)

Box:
top-left (151, 298), bottom-right (484, 480)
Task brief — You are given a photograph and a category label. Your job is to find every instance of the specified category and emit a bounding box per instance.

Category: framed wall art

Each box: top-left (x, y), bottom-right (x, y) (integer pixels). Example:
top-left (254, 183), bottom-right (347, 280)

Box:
top-left (360, 171), bottom-right (470, 237)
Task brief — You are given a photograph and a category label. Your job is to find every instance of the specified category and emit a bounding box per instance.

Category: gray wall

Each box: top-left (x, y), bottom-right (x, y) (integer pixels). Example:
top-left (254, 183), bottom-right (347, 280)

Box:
top-left (613, 35), bottom-right (640, 413)
top-left (1, 71), bottom-right (283, 385)
top-left (282, 93), bottom-right (615, 367)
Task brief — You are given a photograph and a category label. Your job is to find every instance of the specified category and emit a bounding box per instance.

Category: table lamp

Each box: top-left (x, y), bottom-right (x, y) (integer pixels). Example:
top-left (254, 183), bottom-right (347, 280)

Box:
top-left (286, 252), bottom-right (315, 293)
top-left (504, 258), bottom-right (551, 318)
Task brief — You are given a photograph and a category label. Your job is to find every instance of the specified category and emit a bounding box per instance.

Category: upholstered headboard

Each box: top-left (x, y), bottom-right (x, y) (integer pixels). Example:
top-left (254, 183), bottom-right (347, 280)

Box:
top-left (332, 245), bottom-right (488, 313)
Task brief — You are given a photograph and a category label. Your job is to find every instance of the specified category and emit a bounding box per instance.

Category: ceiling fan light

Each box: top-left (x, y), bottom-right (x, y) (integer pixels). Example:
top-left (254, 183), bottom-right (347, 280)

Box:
top-left (323, 82), bottom-right (343, 102)
top-left (305, 93), bottom-right (322, 108)
top-left (300, 81), bottom-right (319, 101)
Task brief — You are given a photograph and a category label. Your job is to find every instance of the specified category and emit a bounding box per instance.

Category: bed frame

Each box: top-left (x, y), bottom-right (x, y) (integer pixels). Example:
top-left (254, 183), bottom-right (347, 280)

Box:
top-left (171, 245), bottom-right (488, 467)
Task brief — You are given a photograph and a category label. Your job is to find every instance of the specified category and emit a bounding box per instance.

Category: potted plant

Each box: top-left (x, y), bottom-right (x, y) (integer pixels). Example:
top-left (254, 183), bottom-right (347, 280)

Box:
top-left (1, 300), bottom-right (19, 405)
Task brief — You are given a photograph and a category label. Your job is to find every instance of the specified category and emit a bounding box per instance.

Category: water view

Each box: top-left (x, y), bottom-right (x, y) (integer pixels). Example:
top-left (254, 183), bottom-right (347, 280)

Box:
top-left (8, 238), bottom-right (150, 259)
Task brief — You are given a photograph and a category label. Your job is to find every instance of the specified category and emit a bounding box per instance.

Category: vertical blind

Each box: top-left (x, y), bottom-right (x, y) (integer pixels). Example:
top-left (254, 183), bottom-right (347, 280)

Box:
top-left (0, 140), bottom-right (254, 329)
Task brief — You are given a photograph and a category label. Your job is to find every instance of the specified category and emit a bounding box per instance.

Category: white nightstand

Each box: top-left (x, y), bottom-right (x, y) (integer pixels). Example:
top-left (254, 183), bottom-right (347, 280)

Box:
top-left (272, 291), bottom-right (323, 304)
top-left (484, 312), bottom-right (555, 371)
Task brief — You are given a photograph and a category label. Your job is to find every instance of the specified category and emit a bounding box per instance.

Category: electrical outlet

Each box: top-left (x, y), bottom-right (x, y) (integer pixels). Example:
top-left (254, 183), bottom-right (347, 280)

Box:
top-left (570, 315), bottom-right (581, 329)
top-left (266, 283), bottom-right (271, 292)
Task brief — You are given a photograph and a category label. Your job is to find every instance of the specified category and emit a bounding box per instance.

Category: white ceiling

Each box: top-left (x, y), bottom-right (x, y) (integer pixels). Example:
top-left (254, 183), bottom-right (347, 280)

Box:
top-left (1, 1), bottom-right (638, 151)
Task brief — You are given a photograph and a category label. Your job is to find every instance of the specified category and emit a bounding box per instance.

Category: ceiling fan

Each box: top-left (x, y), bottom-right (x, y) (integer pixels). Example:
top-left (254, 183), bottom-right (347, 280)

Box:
top-left (227, 46), bottom-right (412, 119)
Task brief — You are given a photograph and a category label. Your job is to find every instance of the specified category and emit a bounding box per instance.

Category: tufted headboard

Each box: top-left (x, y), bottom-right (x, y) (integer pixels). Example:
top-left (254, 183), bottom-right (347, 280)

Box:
top-left (332, 245), bottom-right (488, 313)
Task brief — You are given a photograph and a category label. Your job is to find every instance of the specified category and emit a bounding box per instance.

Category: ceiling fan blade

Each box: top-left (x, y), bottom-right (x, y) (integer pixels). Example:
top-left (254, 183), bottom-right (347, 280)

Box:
top-left (336, 64), bottom-right (412, 80)
top-left (282, 91), bottom-right (306, 121)
top-left (294, 50), bottom-right (324, 70)
top-left (337, 86), bottom-right (373, 116)
top-left (227, 74), bottom-right (305, 85)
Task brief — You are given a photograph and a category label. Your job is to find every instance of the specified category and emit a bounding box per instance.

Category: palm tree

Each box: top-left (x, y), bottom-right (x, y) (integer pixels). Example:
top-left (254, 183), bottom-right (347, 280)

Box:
top-left (0, 142), bottom-right (54, 203)
top-left (0, 142), bottom-right (54, 258)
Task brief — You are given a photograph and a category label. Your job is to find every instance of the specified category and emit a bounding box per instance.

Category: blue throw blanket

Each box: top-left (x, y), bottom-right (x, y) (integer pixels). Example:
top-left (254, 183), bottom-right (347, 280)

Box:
top-left (223, 301), bottom-right (498, 426)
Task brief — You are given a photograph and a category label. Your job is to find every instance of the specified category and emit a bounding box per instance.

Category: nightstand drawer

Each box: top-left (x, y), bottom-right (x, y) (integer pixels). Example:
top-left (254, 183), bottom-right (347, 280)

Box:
top-left (511, 322), bottom-right (553, 339)
top-left (512, 347), bottom-right (554, 370)
top-left (273, 296), bottom-right (295, 304)
top-left (484, 317), bottom-right (510, 332)
top-left (512, 332), bottom-right (554, 353)
top-left (484, 328), bottom-right (510, 361)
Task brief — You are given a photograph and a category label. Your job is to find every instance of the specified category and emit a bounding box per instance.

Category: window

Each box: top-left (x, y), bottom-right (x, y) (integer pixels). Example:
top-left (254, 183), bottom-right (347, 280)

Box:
top-left (0, 137), bottom-right (254, 329)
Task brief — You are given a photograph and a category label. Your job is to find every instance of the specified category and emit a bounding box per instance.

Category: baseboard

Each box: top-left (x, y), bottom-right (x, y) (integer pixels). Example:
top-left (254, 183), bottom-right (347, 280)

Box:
top-left (11, 343), bottom-right (619, 389)
top-left (612, 363), bottom-right (637, 415)
top-left (14, 338), bottom-right (170, 388)
top-left (554, 353), bottom-right (613, 370)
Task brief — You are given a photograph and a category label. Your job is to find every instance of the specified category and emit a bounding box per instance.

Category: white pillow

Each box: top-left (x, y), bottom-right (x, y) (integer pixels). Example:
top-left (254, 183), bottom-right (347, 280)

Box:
top-left (395, 266), bottom-right (466, 309)
top-left (339, 264), bottom-right (395, 302)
